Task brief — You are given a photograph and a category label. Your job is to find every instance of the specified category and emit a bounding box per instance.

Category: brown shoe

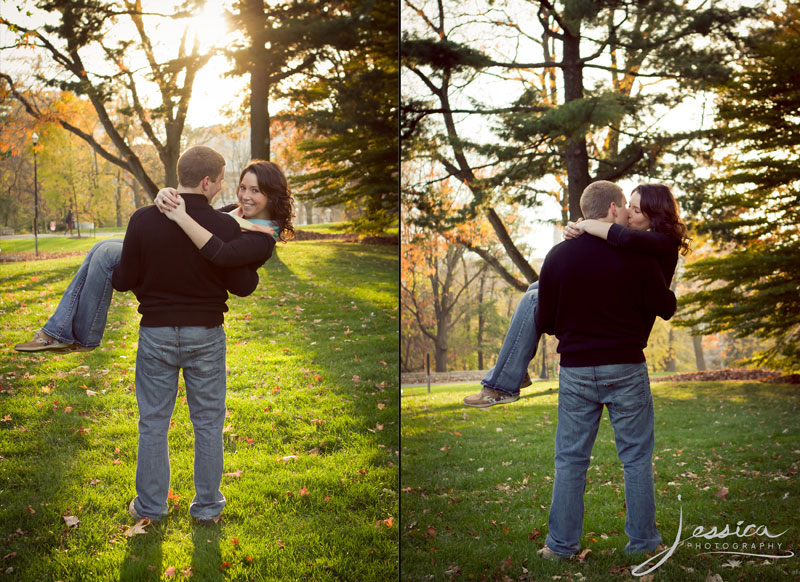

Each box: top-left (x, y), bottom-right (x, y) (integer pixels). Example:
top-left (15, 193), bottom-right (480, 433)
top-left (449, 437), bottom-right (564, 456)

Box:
top-left (463, 386), bottom-right (520, 408)
top-left (63, 343), bottom-right (95, 353)
top-left (14, 331), bottom-right (72, 352)
top-left (537, 545), bottom-right (573, 561)
top-left (194, 514), bottom-right (223, 526)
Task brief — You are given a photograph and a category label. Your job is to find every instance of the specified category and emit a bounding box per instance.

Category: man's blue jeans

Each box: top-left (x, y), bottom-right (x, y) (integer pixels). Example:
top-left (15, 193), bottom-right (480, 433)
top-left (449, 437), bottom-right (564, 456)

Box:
top-left (545, 363), bottom-right (662, 557)
top-left (132, 325), bottom-right (227, 521)
top-left (481, 282), bottom-right (541, 395)
top-left (42, 238), bottom-right (122, 347)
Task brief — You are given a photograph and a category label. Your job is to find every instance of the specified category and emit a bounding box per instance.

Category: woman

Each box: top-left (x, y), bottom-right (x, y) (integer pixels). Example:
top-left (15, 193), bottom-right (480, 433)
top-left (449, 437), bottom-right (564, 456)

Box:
top-left (14, 160), bottom-right (294, 353)
top-left (463, 183), bottom-right (691, 408)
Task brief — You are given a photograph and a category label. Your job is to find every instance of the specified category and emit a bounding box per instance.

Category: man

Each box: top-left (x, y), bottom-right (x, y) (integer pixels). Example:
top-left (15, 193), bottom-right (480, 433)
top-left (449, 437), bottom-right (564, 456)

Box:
top-left (535, 181), bottom-right (676, 559)
top-left (113, 145), bottom-right (257, 525)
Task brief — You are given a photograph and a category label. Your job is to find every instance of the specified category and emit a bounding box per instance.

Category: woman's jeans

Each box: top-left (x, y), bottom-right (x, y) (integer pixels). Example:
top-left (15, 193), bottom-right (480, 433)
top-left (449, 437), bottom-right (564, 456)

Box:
top-left (545, 363), bottom-right (662, 557)
top-left (481, 281), bottom-right (541, 395)
top-left (132, 325), bottom-right (227, 520)
top-left (42, 239), bottom-right (122, 347)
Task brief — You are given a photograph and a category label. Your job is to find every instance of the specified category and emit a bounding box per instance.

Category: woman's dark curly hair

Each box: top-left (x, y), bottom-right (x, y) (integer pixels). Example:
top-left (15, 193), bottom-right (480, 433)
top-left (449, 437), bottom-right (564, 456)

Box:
top-left (633, 183), bottom-right (691, 256)
top-left (239, 160), bottom-right (295, 242)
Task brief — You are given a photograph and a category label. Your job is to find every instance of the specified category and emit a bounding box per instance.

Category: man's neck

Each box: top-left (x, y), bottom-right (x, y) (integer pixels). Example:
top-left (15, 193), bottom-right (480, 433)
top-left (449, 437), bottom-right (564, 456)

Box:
top-left (177, 185), bottom-right (212, 201)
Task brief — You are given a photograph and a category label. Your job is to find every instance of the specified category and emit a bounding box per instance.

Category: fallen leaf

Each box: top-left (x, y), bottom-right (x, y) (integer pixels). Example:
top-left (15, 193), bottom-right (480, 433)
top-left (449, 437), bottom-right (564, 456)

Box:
top-left (721, 559), bottom-right (742, 568)
top-left (705, 572), bottom-right (724, 582)
top-left (164, 566), bottom-right (176, 577)
top-left (277, 540), bottom-right (285, 548)
top-left (124, 518), bottom-right (151, 537)
top-left (426, 526), bottom-right (436, 537)
top-left (230, 537), bottom-right (239, 545)
top-left (2, 553), bottom-right (16, 561)
top-left (576, 548), bottom-right (591, 562)
top-left (382, 516), bottom-right (394, 528)
top-left (224, 469), bottom-right (243, 478)
top-left (444, 564), bottom-right (461, 576)
top-left (715, 487), bottom-right (729, 499)
top-left (528, 529), bottom-right (540, 540)
top-left (85, 390), bottom-right (98, 397)
top-left (62, 515), bottom-right (79, 528)
top-left (277, 455), bottom-right (297, 463)
top-left (218, 561), bottom-right (231, 571)
top-left (299, 486), bottom-right (309, 497)
top-left (352, 376), bottom-right (361, 383)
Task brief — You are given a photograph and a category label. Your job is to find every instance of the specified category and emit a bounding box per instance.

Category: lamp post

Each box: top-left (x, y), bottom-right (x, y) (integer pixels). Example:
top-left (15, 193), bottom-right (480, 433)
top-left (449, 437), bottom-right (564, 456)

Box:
top-left (32, 131), bottom-right (39, 257)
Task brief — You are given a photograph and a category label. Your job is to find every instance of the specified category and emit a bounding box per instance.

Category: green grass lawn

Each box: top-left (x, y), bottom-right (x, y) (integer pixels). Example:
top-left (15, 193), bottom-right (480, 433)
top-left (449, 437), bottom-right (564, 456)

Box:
top-left (0, 235), bottom-right (124, 256)
top-left (401, 381), bottom-right (800, 581)
top-left (0, 241), bottom-right (399, 581)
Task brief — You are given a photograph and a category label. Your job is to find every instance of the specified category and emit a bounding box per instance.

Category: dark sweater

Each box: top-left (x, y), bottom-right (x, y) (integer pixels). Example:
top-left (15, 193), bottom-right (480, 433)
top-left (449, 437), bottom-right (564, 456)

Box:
top-left (606, 223), bottom-right (678, 283)
top-left (202, 204), bottom-right (275, 267)
top-left (112, 194), bottom-right (259, 327)
top-left (534, 233), bottom-right (677, 367)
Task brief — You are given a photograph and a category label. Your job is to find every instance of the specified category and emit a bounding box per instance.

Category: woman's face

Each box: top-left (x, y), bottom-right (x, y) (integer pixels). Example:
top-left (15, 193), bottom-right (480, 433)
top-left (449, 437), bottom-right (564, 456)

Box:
top-left (238, 171), bottom-right (269, 220)
top-left (627, 192), bottom-right (651, 231)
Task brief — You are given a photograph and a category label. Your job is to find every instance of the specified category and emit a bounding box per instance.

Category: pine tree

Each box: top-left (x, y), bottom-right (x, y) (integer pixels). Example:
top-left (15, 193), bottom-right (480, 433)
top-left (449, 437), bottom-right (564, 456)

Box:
top-left (676, 5), bottom-right (800, 369)
top-left (284, 0), bottom-right (399, 233)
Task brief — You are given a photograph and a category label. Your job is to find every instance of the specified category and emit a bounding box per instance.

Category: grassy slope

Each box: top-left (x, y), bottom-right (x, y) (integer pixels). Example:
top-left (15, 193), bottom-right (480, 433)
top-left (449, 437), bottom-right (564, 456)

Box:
top-left (401, 381), bottom-right (800, 582)
top-left (0, 241), bottom-right (398, 581)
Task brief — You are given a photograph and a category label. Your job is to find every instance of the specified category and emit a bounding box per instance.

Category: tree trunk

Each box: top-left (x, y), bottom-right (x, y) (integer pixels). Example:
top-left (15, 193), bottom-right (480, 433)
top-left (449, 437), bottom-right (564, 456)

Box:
top-left (692, 332), bottom-right (707, 371)
top-left (250, 66), bottom-right (270, 160)
top-left (115, 168), bottom-right (123, 228)
top-left (244, 0), bottom-right (270, 161)
top-left (666, 327), bottom-right (677, 372)
top-left (539, 335), bottom-right (548, 379)
top-left (477, 271), bottom-right (486, 370)
top-left (562, 24), bottom-right (591, 221)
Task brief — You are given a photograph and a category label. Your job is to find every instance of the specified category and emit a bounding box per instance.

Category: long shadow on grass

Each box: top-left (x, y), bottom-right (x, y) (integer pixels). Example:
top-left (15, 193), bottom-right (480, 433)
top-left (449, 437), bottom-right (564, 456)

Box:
top-left (191, 524), bottom-right (223, 581)
top-left (220, 243), bottom-right (399, 576)
top-left (0, 261), bottom-right (88, 306)
top-left (0, 400), bottom-right (93, 579)
top-left (119, 523), bottom-right (164, 581)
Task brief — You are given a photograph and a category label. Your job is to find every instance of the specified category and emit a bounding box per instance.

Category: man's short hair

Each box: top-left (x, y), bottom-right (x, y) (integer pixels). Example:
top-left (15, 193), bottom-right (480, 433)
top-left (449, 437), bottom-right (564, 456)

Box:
top-left (177, 146), bottom-right (226, 188)
top-left (580, 181), bottom-right (625, 219)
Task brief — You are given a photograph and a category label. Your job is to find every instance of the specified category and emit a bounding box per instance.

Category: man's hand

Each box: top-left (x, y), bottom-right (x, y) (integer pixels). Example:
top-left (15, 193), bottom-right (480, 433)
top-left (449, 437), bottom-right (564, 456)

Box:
top-left (563, 218), bottom-right (585, 240)
top-left (155, 188), bottom-right (180, 213)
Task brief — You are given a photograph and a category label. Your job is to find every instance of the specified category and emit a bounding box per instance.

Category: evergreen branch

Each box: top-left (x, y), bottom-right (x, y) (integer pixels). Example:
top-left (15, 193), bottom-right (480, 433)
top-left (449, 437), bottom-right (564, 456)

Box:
top-left (592, 147), bottom-right (645, 182)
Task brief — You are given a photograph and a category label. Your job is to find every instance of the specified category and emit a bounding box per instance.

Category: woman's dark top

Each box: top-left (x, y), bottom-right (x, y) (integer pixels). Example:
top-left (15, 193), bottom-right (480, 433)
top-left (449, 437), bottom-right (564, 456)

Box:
top-left (606, 223), bottom-right (679, 283)
top-left (198, 204), bottom-right (276, 268)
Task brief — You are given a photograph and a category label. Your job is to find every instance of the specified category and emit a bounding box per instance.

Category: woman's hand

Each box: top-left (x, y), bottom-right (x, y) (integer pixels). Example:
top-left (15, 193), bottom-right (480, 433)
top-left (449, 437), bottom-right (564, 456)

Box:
top-left (162, 193), bottom-right (188, 223)
top-left (563, 218), bottom-right (585, 240)
top-left (155, 188), bottom-right (180, 213)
